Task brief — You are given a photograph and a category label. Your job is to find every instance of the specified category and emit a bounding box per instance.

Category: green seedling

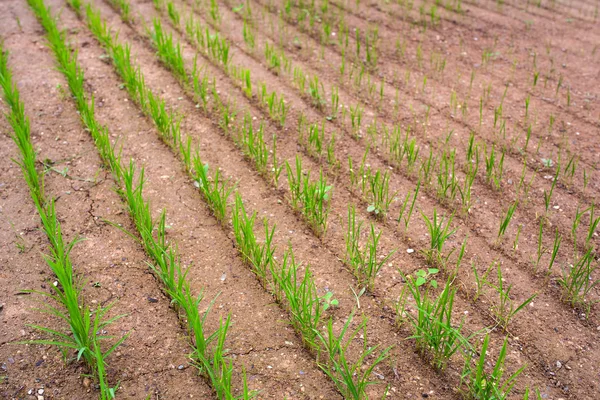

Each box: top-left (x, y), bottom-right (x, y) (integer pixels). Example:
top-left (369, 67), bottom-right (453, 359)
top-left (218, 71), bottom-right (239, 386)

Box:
top-left (320, 291), bottom-right (339, 311)
top-left (489, 264), bottom-right (537, 330)
top-left (47, 4), bottom-right (252, 396)
top-left (316, 313), bottom-right (391, 399)
top-left (543, 166), bottom-right (560, 213)
top-left (397, 181), bottom-right (420, 231)
top-left (421, 209), bottom-right (456, 266)
top-left (286, 156), bottom-right (332, 236)
top-left (192, 155), bottom-right (235, 224)
top-left (345, 206), bottom-right (395, 291)
top-left (413, 268), bottom-right (440, 288)
top-left (460, 334), bottom-right (526, 399)
top-left (231, 195), bottom-right (275, 285)
top-left (366, 169), bottom-right (397, 219)
top-left (585, 203), bottom-right (600, 250)
top-left (149, 18), bottom-right (186, 83)
top-left (405, 277), bottom-right (471, 370)
top-left (271, 248), bottom-right (323, 351)
top-left (497, 200), bottom-right (518, 246)
top-left (472, 260), bottom-right (494, 302)
top-left (558, 249), bottom-right (599, 313)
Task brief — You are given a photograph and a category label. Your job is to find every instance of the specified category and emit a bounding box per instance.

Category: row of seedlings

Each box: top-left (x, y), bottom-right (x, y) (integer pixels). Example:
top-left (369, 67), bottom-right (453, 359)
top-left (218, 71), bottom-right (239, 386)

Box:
top-left (25, 0), bottom-right (251, 398)
top-left (82, 3), bottom-right (584, 400)
top-left (74, 2), bottom-right (393, 398)
top-left (0, 43), bottom-right (125, 399)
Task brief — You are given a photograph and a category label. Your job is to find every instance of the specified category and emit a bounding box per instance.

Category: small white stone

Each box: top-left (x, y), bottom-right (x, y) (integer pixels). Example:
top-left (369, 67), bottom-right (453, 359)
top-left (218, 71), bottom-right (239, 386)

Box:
top-left (406, 248), bottom-right (415, 254)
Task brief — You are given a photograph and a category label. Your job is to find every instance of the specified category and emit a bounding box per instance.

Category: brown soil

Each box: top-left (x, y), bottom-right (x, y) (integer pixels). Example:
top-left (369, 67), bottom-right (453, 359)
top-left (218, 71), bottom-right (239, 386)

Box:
top-left (1, 0), bottom-right (599, 398)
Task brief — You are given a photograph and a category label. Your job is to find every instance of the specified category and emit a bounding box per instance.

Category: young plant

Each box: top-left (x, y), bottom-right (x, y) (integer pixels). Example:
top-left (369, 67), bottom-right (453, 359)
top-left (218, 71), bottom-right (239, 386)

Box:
top-left (489, 264), bottom-right (537, 330)
top-left (149, 18), bottom-right (187, 83)
top-left (345, 206), bottom-right (395, 291)
top-left (471, 260), bottom-right (494, 302)
top-left (59, 5), bottom-right (251, 396)
top-left (558, 249), bottom-right (599, 313)
top-left (285, 156), bottom-right (332, 236)
top-left (238, 115), bottom-right (272, 178)
top-left (496, 200), bottom-right (518, 246)
top-left (460, 334), bottom-right (526, 399)
top-left (366, 169), bottom-right (396, 219)
top-left (585, 203), bottom-right (600, 250)
top-left (484, 144), bottom-right (505, 190)
top-left (546, 228), bottom-right (561, 275)
top-left (308, 75), bottom-right (325, 108)
top-left (192, 154), bottom-right (235, 224)
top-left (231, 195), bottom-right (275, 285)
top-left (404, 277), bottom-right (470, 370)
top-left (270, 248), bottom-right (324, 351)
top-left (421, 209), bottom-right (456, 266)
top-left (316, 313), bottom-right (391, 399)
top-left (397, 181), bottom-right (420, 231)
top-left (543, 165), bottom-right (560, 214)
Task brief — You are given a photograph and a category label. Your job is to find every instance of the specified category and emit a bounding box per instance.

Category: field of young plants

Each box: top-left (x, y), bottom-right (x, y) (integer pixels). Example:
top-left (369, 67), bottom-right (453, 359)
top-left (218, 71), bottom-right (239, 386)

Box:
top-left (1, 0), bottom-right (599, 398)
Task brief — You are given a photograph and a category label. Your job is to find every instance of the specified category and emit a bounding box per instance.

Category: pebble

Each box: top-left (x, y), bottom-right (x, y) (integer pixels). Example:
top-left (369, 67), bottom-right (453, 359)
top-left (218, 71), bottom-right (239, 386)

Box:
top-left (406, 248), bottom-right (415, 254)
top-left (177, 364), bottom-right (185, 370)
top-left (556, 361), bottom-right (562, 369)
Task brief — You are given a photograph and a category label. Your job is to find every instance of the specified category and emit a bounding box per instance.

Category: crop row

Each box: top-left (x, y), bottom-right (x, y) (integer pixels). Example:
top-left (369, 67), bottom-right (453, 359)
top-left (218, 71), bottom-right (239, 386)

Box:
top-left (5, 0), bottom-right (598, 397)
top-left (79, 0), bottom-right (555, 397)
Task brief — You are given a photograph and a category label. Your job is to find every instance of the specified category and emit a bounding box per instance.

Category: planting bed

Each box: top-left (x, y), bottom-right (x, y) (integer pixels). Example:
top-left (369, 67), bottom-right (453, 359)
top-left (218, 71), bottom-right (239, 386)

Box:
top-left (0, 0), bottom-right (599, 398)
